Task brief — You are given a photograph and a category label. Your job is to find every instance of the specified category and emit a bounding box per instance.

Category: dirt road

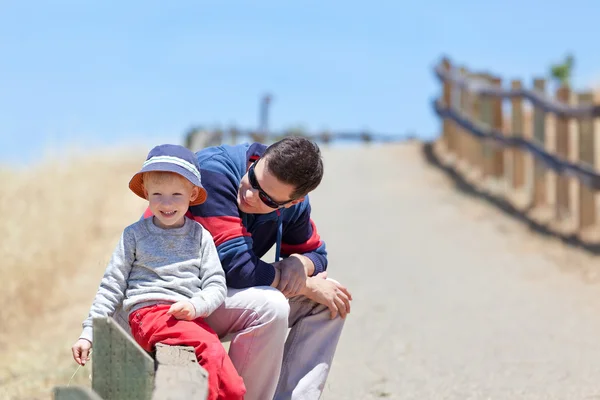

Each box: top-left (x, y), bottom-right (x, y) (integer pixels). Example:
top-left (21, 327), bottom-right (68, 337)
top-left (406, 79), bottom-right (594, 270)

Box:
top-left (316, 143), bottom-right (600, 400)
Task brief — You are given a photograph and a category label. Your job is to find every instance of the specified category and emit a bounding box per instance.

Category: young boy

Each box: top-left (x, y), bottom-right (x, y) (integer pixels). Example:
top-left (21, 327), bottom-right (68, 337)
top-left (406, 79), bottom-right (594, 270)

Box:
top-left (71, 144), bottom-right (246, 400)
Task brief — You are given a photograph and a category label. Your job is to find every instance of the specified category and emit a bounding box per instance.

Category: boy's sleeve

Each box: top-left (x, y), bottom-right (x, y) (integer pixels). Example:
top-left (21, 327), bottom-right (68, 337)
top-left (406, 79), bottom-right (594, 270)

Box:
top-left (190, 227), bottom-right (227, 318)
top-left (281, 200), bottom-right (328, 276)
top-left (189, 160), bottom-right (277, 289)
top-left (80, 229), bottom-right (135, 343)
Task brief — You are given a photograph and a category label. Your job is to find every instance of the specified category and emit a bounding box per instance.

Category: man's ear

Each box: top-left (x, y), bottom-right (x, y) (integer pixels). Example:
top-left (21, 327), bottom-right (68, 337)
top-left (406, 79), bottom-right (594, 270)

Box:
top-left (285, 197), bottom-right (305, 208)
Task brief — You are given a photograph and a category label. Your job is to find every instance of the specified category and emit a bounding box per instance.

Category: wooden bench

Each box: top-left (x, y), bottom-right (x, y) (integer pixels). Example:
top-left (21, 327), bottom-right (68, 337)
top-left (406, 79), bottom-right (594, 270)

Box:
top-left (53, 317), bottom-right (208, 400)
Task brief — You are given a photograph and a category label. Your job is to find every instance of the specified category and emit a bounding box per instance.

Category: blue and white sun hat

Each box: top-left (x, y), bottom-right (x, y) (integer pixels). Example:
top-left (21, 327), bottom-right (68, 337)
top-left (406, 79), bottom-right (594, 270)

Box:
top-left (129, 144), bottom-right (207, 206)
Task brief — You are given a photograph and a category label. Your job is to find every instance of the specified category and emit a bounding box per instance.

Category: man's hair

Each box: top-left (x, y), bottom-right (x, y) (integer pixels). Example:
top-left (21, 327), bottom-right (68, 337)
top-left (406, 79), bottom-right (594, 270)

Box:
top-left (262, 136), bottom-right (324, 199)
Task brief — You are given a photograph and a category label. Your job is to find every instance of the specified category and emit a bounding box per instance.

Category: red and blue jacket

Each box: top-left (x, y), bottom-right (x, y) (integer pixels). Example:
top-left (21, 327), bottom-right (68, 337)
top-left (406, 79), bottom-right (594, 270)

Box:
top-left (143, 142), bottom-right (328, 289)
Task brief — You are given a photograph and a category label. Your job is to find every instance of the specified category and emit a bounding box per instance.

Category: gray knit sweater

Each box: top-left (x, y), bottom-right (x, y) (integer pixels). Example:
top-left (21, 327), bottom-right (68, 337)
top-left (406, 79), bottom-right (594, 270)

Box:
top-left (80, 217), bottom-right (227, 343)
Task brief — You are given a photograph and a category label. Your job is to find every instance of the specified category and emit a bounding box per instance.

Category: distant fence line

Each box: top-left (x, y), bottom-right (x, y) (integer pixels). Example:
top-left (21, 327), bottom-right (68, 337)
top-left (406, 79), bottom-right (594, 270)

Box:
top-left (183, 126), bottom-right (416, 152)
top-left (433, 56), bottom-right (600, 242)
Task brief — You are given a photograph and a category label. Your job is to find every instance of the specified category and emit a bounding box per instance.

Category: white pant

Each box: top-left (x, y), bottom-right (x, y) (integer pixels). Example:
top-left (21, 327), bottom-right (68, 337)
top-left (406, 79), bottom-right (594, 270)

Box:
top-left (114, 284), bottom-right (346, 400)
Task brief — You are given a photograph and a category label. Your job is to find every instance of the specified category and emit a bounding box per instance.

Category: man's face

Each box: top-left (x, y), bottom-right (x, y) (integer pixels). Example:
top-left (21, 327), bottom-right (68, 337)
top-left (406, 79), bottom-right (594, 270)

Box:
top-left (237, 159), bottom-right (302, 214)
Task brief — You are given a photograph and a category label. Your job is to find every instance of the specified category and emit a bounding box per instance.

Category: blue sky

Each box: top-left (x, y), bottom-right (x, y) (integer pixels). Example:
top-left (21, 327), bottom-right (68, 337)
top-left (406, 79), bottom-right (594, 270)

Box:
top-left (2, 0), bottom-right (600, 166)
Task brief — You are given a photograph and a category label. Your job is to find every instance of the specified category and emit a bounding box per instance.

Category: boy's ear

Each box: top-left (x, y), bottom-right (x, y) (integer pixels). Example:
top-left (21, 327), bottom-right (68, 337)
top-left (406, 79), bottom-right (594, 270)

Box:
top-left (190, 187), bottom-right (200, 202)
top-left (142, 184), bottom-right (149, 200)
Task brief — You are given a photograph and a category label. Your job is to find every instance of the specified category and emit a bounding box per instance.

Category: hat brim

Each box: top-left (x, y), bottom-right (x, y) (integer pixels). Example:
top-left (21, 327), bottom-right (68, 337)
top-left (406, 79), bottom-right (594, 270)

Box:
top-left (129, 164), bottom-right (207, 206)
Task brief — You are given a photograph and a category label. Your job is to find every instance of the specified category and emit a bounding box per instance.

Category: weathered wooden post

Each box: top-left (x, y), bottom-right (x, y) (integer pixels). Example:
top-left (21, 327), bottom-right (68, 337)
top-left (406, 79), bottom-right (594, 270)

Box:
top-left (468, 73), bottom-right (486, 176)
top-left (92, 317), bottom-right (155, 400)
top-left (53, 317), bottom-right (209, 400)
top-left (152, 344), bottom-right (208, 400)
top-left (441, 58), bottom-right (454, 153)
top-left (479, 73), bottom-right (494, 180)
top-left (455, 66), bottom-right (468, 164)
top-left (532, 78), bottom-right (548, 209)
top-left (511, 79), bottom-right (525, 190)
top-left (577, 91), bottom-right (597, 235)
top-left (555, 85), bottom-right (572, 221)
top-left (490, 76), bottom-right (505, 180)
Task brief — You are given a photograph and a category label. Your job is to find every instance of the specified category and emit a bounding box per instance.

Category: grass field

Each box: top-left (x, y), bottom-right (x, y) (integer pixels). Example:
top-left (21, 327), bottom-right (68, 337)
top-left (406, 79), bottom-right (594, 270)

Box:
top-left (0, 147), bottom-right (149, 399)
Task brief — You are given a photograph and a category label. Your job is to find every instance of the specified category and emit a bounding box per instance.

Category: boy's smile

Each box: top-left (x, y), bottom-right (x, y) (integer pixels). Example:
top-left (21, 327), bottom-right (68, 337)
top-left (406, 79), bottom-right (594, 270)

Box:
top-left (143, 172), bottom-right (199, 229)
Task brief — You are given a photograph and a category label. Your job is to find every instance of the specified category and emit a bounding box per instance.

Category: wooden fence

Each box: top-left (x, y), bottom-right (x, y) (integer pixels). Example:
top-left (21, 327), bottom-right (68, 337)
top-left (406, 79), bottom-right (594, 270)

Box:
top-left (183, 126), bottom-right (415, 152)
top-left (433, 57), bottom-right (600, 245)
top-left (52, 317), bottom-right (208, 400)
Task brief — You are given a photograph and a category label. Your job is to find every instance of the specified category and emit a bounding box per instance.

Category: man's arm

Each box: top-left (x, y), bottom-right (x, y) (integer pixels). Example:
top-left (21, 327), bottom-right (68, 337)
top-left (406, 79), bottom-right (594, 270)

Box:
top-left (280, 201), bottom-right (327, 276)
top-left (273, 200), bottom-right (326, 296)
top-left (187, 154), bottom-right (277, 289)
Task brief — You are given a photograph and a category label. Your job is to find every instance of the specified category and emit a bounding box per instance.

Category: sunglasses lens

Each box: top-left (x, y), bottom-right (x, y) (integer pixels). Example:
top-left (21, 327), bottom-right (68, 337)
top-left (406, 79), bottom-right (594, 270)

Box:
top-left (249, 164), bottom-right (278, 208)
top-left (259, 193), bottom-right (278, 208)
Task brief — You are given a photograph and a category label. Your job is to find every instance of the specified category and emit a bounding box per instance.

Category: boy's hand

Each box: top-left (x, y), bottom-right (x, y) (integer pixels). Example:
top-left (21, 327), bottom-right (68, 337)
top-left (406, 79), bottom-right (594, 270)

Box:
top-left (167, 301), bottom-right (195, 320)
top-left (72, 339), bottom-right (92, 366)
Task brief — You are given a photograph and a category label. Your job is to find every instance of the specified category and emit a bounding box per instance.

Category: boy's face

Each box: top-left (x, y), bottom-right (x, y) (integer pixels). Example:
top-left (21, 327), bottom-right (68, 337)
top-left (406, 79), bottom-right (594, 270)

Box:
top-left (143, 173), bottom-right (199, 229)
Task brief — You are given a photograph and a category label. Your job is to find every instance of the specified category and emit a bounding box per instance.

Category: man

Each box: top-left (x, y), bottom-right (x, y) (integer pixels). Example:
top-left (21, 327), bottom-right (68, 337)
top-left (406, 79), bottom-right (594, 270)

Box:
top-left (185, 136), bottom-right (353, 400)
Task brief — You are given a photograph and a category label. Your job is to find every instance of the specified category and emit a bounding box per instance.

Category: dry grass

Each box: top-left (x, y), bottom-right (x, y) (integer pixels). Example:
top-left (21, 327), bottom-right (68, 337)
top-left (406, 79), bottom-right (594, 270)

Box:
top-left (0, 147), bottom-right (150, 399)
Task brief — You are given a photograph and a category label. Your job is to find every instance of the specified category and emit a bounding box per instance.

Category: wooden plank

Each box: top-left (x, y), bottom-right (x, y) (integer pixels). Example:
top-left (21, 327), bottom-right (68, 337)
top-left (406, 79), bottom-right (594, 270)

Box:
top-left (456, 66), bottom-right (468, 162)
top-left (511, 80), bottom-right (525, 189)
top-left (532, 78), bottom-right (547, 207)
top-left (478, 73), bottom-right (494, 179)
top-left (152, 344), bottom-right (209, 400)
top-left (578, 92), bottom-right (597, 231)
top-left (53, 386), bottom-right (104, 400)
top-left (92, 317), bottom-right (155, 400)
top-left (555, 86), bottom-right (571, 219)
top-left (441, 58), bottom-right (454, 152)
top-left (490, 76), bottom-right (505, 179)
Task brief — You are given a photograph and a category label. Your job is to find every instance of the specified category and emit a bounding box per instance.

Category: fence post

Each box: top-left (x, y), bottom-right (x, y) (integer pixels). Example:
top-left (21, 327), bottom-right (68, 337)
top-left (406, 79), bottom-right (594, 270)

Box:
top-left (490, 76), bottom-right (505, 180)
top-left (511, 80), bottom-right (525, 190)
top-left (578, 91), bottom-right (596, 234)
top-left (92, 317), bottom-right (155, 400)
top-left (532, 78), bottom-right (547, 208)
top-left (441, 58), bottom-right (454, 153)
top-left (555, 86), bottom-right (572, 221)
top-left (456, 66), bottom-right (468, 165)
top-left (479, 73), bottom-right (494, 179)
top-left (468, 81), bottom-right (482, 175)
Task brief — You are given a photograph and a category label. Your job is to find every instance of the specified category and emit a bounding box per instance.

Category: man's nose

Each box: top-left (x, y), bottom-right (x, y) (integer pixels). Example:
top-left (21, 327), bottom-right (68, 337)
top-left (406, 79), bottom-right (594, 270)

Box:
top-left (245, 188), bottom-right (259, 204)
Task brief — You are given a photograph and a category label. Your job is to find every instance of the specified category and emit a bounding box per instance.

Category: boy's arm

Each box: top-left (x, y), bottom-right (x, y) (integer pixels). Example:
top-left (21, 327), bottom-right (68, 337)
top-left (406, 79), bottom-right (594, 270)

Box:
top-left (189, 227), bottom-right (227, 318)
top-left (79, 229), bottom-right (135, 343)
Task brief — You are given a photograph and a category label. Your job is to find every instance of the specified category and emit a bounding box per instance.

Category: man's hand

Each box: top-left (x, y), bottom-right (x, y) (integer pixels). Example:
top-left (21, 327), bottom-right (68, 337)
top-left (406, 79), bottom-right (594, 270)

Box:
top-left (276, 254), bottom-right (311, 298)
top-left (167, 301), bottom-right (196, 321)
top-left (72, 338), bottom-right (92, 366)
top-left (304, 273), bottom-right (353, 319)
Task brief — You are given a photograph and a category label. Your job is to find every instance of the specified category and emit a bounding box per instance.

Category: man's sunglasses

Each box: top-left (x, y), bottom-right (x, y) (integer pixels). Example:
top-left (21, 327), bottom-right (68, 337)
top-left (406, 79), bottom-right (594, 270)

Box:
top-left (248, 161), bottom-right (293, 209)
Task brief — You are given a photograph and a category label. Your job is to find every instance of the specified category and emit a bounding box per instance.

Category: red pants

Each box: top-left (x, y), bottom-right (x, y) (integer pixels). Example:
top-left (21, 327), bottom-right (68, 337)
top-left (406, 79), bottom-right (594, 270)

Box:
top-left (129, 304), bottom-right (246, 400)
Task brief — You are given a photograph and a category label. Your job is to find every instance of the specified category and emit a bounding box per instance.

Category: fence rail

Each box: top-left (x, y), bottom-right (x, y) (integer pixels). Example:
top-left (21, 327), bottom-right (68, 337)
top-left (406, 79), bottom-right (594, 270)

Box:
top-left (52, 317), bottom-right (208, 400)
top-left (183, 126), bottom-right (415, 152)
top-left (433, 56), bottom-right (600, 243)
